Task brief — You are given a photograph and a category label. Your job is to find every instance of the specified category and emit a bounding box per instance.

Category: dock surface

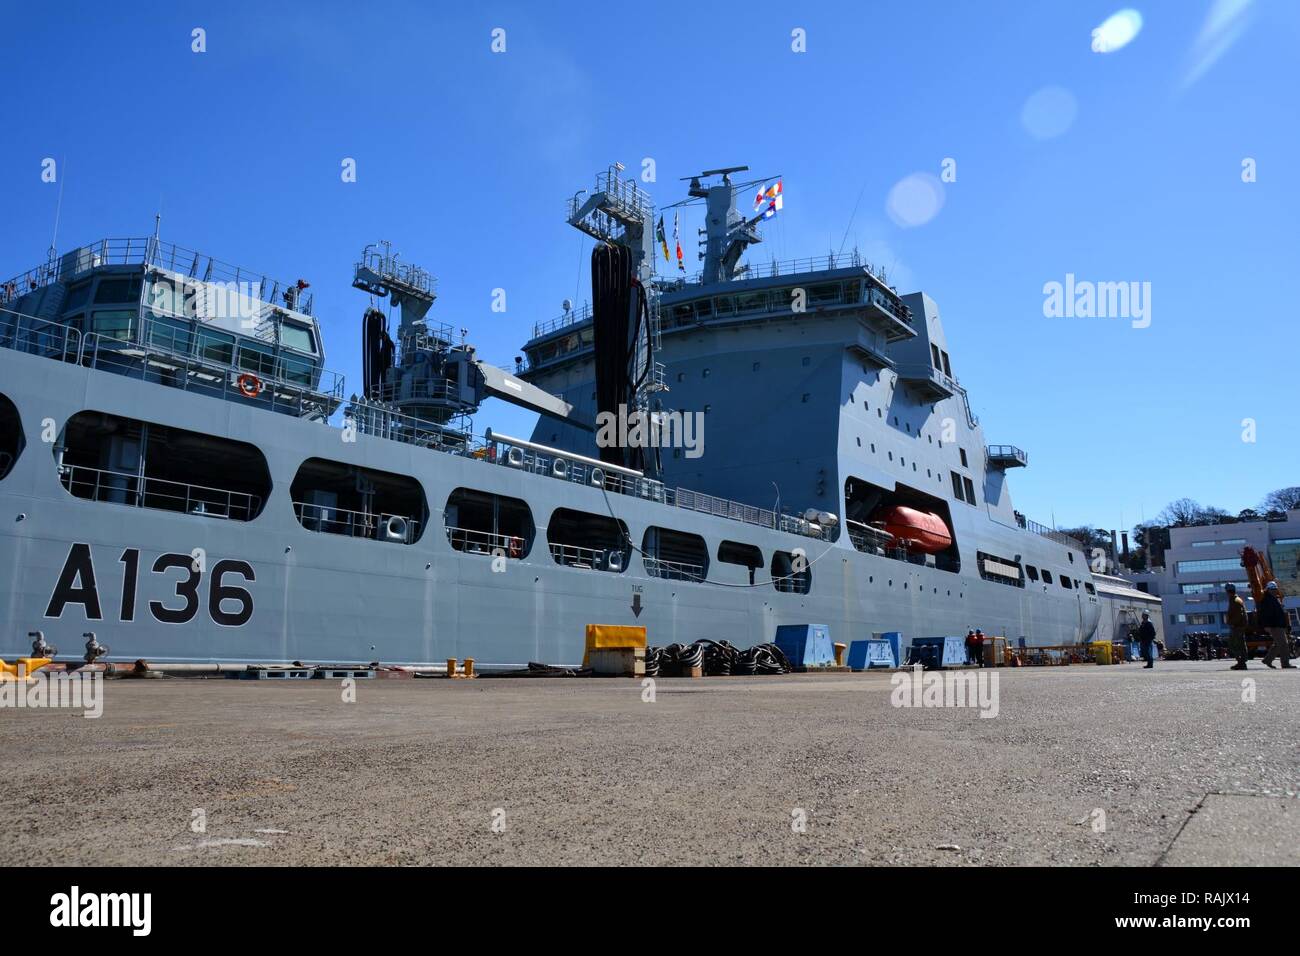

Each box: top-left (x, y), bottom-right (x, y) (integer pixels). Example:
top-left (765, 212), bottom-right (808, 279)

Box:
top-left (2, 661), bottom-right (1296, 866)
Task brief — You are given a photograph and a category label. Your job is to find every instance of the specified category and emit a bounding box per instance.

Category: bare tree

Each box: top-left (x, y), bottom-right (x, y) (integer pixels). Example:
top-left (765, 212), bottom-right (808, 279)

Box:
top-left (1156, 498), bottom-right (1207, 527)
top-left (1261, 487), bottom-right (1300, 512)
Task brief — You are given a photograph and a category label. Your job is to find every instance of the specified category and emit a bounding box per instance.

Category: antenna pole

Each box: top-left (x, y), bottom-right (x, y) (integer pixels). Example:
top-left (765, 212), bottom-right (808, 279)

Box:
top-left (48, 155), bottom-right (67, 263)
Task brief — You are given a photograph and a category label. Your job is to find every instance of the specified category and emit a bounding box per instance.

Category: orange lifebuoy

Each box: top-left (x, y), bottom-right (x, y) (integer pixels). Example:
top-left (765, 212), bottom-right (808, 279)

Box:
top-left (508, 536), bottom-right (523, 559)
top-left (237, 373), bottom-right (262, 398)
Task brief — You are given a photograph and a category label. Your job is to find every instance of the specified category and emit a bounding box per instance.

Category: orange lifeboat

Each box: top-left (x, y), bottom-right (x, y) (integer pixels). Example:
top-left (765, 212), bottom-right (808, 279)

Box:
top-left (877, 506), bottom-right (952, 553)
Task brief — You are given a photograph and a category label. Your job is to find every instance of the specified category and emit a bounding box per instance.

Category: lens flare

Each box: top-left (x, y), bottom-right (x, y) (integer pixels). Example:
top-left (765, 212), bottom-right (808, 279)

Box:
top-left (885, 173), bottom-right (945, 229)
top-left (1092, 9), bottom-right (1144, 53)
top-left (1020, 86), bottom-right (1078, 140)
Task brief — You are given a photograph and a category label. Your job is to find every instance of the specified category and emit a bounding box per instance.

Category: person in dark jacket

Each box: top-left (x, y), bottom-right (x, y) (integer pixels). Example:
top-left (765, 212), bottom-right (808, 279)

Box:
top-left (1137, 613), bottom-right (1157, 668)
top-left (1259, 581), bottom-right (1293, 669)
top-left (965, 629), bottom-right (982, 667)
top-left (1225, 584), bottom-right (1249, 670)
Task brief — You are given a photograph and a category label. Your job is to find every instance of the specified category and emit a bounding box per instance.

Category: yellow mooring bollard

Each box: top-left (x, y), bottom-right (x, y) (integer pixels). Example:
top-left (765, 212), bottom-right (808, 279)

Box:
top-left (446, 658), bottom-right (458, 678)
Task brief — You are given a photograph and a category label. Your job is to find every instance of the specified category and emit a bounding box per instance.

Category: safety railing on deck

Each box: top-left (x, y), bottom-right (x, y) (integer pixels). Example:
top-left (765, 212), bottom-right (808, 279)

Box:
top-left (445, 525), bottom-right (529, 557)
top-left (58, 463), bottom-right (262, 521)
top-left (643, 556), bottom-right (705, 582)
top-left (81, 327), bottom-right (343, 420)
top-left (548, 541), bottom-right (623, 571)
top-left (3, 238), bottom-right (315, 315)
top-left (532, 304), bottom-right (593, 339)
top-left (0, 308), bottom-right (82, 363)
top-left (342, 398), bottom-right (839, 544)
top-left (293, 502), bottom-right (419, 544)
top-left (1015, 513), bottom-right (1085, 552)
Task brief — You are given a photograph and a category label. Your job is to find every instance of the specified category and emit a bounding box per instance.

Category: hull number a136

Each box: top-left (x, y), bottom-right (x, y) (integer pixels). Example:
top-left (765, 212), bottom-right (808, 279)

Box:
top-left (45, 543), bottom-right (256, 627)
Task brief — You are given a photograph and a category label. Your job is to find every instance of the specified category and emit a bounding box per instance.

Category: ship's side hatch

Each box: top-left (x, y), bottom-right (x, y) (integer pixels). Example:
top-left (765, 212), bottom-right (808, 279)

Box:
top-left (719, 540), bottom-right (764, 586)
top-left (444, 488), bottom-right (535, 561)
top-left (642, 526), bottom-right (708, 582)
top-left (57, 411), bottom-right (270, 522)
top-left (291, 458), bottom-right (427, 544)
top-left (546, 507), bottom-right (630, 573)
top-left (844, 476), bottom-right (961, 573)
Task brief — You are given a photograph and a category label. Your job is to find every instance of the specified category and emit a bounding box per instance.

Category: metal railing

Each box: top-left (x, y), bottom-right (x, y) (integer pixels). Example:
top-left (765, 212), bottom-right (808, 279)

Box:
top-left (680, 251), bottom-right (865, 284)
top-left (345, 401), bottom-right (837, 544)
top-left (369, 379), bottom-right (458, 404)
top-left (293, 502), bottom-right (419, 544)
top-left (445, 525), bottom-right (529, 557)
top-left (355, 245), bottom-right (436, 299)
top-left (0, 308), bottom-right (82, 363)
top-left (897, 362), bottom-right (958, 394)
top-left (773, 569), bottom-right (811, 593)
top-left (4, 238), bottom-right (315, 315)
top-left (81, 325), bottom-right (344, 420)
top-left (548, 541), bottom-right (622, 571)
top-left (1, 303), bottom-right (343, 419)
top-left (953, 382), bottom-right (980, 429)
top-left (643, 556), bottom-right (705, 582)
top-left (1016, 514), bottom-right (1085, 552)
top-left (59, 463), bottom-right (262, 521)
top-left (987, 444), bottom-right (1028, 466)
top-left (532, 303), bottom-right (593, 339)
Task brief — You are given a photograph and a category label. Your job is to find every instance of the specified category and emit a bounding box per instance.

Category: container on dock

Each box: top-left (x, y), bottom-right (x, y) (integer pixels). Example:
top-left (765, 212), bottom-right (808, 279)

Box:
top-left (774, 624), bottom-right (834, 669)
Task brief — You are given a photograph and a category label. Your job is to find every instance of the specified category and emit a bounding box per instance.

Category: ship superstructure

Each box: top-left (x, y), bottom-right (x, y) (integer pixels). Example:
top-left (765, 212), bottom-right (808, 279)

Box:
top-left (0, 166), bottom-right (1099, 667)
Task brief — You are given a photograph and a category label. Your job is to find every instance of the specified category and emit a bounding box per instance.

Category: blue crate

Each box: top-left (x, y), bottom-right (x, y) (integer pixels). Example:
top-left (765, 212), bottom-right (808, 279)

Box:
top-left (774, 624), bottom-right (834, 668)
top-left (847, 638), bottom-right (898, 670)
top-left (908, 636), bottom-right (968, 668)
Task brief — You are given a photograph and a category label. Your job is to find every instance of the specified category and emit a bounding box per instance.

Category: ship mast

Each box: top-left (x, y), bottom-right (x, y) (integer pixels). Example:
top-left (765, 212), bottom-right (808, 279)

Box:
top-left (566, 163), bottom-right (666, 473)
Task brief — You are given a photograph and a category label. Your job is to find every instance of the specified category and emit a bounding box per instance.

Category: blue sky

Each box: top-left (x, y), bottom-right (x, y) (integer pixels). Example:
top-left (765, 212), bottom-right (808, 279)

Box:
top-left (1, 0), bottom-right (1296, 534)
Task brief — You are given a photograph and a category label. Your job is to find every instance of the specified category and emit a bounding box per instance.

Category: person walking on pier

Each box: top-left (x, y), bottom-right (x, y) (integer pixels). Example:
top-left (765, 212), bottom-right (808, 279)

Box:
top-left (1137, 613), bottom-right (1156, 669)
top-left (1225, 584), bottom-right (1249, 670)
top-left (966, 629), bottom-right (982, 667)
top-left (1259, 581), bottom-right (1293, 669)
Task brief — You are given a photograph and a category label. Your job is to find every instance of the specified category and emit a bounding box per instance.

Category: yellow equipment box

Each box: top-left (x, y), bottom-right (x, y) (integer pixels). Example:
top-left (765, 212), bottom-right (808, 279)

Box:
top-left (583, 625), bottom-right (647, 667)
top-left (0, 657), bottom-right (52, 681)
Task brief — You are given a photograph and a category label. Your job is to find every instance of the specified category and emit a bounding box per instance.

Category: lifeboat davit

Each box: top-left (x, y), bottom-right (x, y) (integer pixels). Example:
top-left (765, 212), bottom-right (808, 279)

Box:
top-left (877, 506), bottom-right (952, 553)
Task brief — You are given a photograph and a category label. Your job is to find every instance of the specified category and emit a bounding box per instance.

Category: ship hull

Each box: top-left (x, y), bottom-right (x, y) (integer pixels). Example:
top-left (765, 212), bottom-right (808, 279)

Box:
top-left (0, 348), bottom-right (1099, 667)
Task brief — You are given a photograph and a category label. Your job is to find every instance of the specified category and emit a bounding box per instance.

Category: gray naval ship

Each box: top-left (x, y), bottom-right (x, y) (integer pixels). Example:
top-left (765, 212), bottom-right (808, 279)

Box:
top-left (0, 163), bottom-right (1100, 667)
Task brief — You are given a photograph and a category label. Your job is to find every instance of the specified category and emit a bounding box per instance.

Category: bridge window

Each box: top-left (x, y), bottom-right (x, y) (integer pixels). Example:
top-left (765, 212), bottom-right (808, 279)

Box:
top-left (0, 393), bottom-right (23, 481)
top-left (1042, 570), bottom-right (1054, 585)
top-left (90, 309), bottom-right (136, 342)
top-left (642, 526), bottom-right (707, 582)
top-left (237, 339), bottom-right (277, 377)
top-left (546, 508), bottom-right (630, 572)
top-left (1026, 564), bottom-right (1039, 581)
top-left (772, 550), bottom-right (811, 594)
top-left (94, 276), bottom-right (142, 304)
top-left (280, 322), bottom-right (316, 354)
top-left (198, 327), bottom-right (235, 365)
top-left (292, 457), bottom-right (426, 544)
top-left (57, 410), bottom-right (269, 521)
top-left (445, 487), bottom-right (534, 559)
top-left (63, 281), bottom-right (93, 313)
top-left (146, 314), bottom-right (195, 355)
top-left (719, 540), bottom-right (763, 585)
top-left (1061, 575), bottom-right (1074, 590)
top-left (963, 476), bottom-right (976, 505)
